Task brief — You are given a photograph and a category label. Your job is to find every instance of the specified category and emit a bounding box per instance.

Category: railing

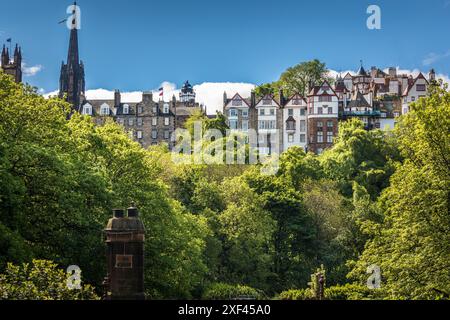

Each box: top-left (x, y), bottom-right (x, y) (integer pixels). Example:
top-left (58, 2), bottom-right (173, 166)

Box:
top-left (342, 110), bottom-right (381, 117)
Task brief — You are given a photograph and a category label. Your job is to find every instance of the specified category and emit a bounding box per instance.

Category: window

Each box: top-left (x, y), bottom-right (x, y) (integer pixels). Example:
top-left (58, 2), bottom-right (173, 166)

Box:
top-left (82, 104), bottom-right (92, 115)
top-left (328, 107), bottom-right (333, 114)
top-left (416, 84), bottom-right (426, 91)
top-left (128, 118), bottom-right (134, 126)
top-left (300, 120), bottom-right (306, 132)
top-left (327, 132), bottom-right (333, 143)
top-left (100, 104), bottom-right (110, 116)
top-left (242, 109), bottom-right (249, 118)
top-left (232, 99), bottom-right (242, 107)
top-left (300, 134), bottom-right (306, 143)
top-left (292, 99), bottom-right (302, 105)
top-left (411, 96), bottom-right (416, 102)
top-left (229, 109), bottom-right (238, 117)
top-left (164, 130), bottom-right (170, 140)
top-left (263, 99), bottom-right (272, 105)
top-left (288, 109), bottom-right (294, 116)
top-left (242, 120), bottom-right (249, 131)
top-left (163, 103), bottom-right (170, 114)
top-left (137, 118), bottom-right (143, 126)
top-left (229, 120), bottom-right (238, 130)
top-left (394, 112), bottom-right (400, 117)
top-left (317, 122), bottom-right (323, 131)
top-left (260, 109), bottom-right (265, 116)
top-left (318, 107), bottom-right (323, 115)
top-left (123, 104), bottom-right (129, 115)
top-left (286, 119), bottom-right (296, 131)
top-left (327, 121), bottom-right (333, 128)
top-left (270, 109), bottom-right (275, 116)
top-left (137, 131), bottom-right (143, 139)
top-left (152, 118), bottom-right (157, 126)
top-left (258, 120), bottom-right (276, 130)
top-left (288, 134), bottom-right (294, 143)
top-left (138, 106), bottom-right (143, 114)
top-left (152, 106), bottom-right (158, 113)
top-left (319, 96), bottom-right (332, 102)
top-left (152, 130), bottom-right (158, 139)
top-left (317, 132), bottom-right (324, 143)
top-left (164, 117), bottom-right (170, 126)
top-left (117, 118), bottom-right (124, 125)
top-left (300, 108), bottom-right (306, 116)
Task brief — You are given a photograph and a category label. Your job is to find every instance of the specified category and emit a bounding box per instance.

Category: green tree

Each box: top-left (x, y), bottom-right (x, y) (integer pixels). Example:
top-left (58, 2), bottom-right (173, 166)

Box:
top-left (255, 60), bottom-right (332, 99)
top-left (349, 83), bottom-right (450, 299)
top-left (0, 260), bottom-right (98, 300)
top-left (320, 118), bottom-right (399, 198)
top-left (217, 177), bottom-right (276, 291)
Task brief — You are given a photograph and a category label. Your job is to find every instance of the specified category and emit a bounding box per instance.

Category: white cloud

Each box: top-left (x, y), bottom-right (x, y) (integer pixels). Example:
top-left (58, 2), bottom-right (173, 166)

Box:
top-left (422, 50), bottom-right (450, 66)
top-left (44, 82), bottom-right (256, 115)
top-left (194, 82), bottom-right (256, 115)
top-left (22, 63), bottom-right (43, 77)
top-left (328, 70), bottom-right (355, 79)
top-left (42, 67), bottom-right (450, 114)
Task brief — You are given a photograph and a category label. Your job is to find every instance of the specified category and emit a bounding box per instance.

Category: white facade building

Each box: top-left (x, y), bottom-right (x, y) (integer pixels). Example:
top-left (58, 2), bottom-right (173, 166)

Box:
top-left (283, 94), bottom-right (308, 152)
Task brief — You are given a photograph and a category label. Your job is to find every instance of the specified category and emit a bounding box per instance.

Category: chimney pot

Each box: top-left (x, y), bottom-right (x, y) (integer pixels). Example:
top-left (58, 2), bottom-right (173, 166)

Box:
top-left (113, 209), bottom-right (125, 218)
top-left (127, 206), bottom-right (139, 218)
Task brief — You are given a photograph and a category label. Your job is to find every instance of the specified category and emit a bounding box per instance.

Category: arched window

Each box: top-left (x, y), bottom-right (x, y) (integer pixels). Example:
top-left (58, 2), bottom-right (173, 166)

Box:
top-left (82, 103), bottom-right (92, 115)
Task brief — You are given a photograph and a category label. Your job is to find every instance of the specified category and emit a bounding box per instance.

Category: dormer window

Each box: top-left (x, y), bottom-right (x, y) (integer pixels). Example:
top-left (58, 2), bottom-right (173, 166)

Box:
top-left (123, 104), bottom-right (129, 115)
top-left (82, 104), bottom-right (92, 115)
top-left (100, 103), bottom-right (110, 116)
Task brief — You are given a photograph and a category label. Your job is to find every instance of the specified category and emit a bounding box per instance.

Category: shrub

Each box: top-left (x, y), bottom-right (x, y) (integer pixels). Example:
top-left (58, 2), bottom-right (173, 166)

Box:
top-left (277, 289), bottom-right (314, 300)
top-left (0, 260), bottom-right (99, 300)
top-left (278, 284), bottom-right (384, 300)
top-left (325, 284), bottom-right (384, 300)
top-left (202, 283), bottom-right (264, 300)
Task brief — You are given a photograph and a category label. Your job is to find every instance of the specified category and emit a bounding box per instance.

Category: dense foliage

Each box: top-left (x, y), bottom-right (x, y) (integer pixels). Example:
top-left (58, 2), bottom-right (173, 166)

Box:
top-left (0, 71), bottom-right (448, 300)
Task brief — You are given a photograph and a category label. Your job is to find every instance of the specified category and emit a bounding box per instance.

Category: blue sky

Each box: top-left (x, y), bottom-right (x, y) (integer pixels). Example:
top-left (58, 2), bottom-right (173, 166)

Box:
top-left (1, 0), bottom-right (450, 94)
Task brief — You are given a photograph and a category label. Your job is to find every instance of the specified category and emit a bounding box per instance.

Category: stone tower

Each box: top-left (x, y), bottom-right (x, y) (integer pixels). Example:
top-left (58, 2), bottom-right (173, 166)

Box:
top-left (179, 80), bottom-right (196, 105)
top-left (59, 3), bottom-right (85, 111)
top-left (104, 206), bottom-right (145, 300)
top-left (1, 44), bottom-right (22, 83)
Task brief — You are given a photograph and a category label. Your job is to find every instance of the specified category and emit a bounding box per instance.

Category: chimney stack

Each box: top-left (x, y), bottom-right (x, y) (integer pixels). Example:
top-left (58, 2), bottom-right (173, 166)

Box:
top-left (114, 90), bottom-right (121, 108)
top-left (251, 91), bottom-right (256, 107)
top-left (104, 205), bottom-right (145, 300)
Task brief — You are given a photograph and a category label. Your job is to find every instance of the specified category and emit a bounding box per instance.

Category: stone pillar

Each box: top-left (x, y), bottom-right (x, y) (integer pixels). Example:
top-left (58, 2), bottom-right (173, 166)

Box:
top-left (104, 206), bottom-right (145, 300)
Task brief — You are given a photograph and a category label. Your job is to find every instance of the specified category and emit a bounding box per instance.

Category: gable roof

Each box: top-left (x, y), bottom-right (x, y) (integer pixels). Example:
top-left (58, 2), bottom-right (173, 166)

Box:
top-left (308, 80), bottom-right (338, 97)
top-left (226, 93), bottom-right (251, 108)
top-left (255, 94), bottom-right (281, 107)
top-left (347, 91), bottom-right (371, 110)
top-left (284, 93), bottom-right (307, 106)
top-left (402, 73), bottom-right (429, 96)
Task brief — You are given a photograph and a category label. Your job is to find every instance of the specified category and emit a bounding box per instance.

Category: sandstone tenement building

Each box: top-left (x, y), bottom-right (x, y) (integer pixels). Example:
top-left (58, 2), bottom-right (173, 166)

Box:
top-left (58, 15), bottom-right (205, 149)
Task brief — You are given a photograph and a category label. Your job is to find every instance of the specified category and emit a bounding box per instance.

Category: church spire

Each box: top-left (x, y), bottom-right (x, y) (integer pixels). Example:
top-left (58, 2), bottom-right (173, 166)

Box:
top-left (59, 1), bottom-right (85, 112)
top-left (67, 3), bottom-right (79, 68)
